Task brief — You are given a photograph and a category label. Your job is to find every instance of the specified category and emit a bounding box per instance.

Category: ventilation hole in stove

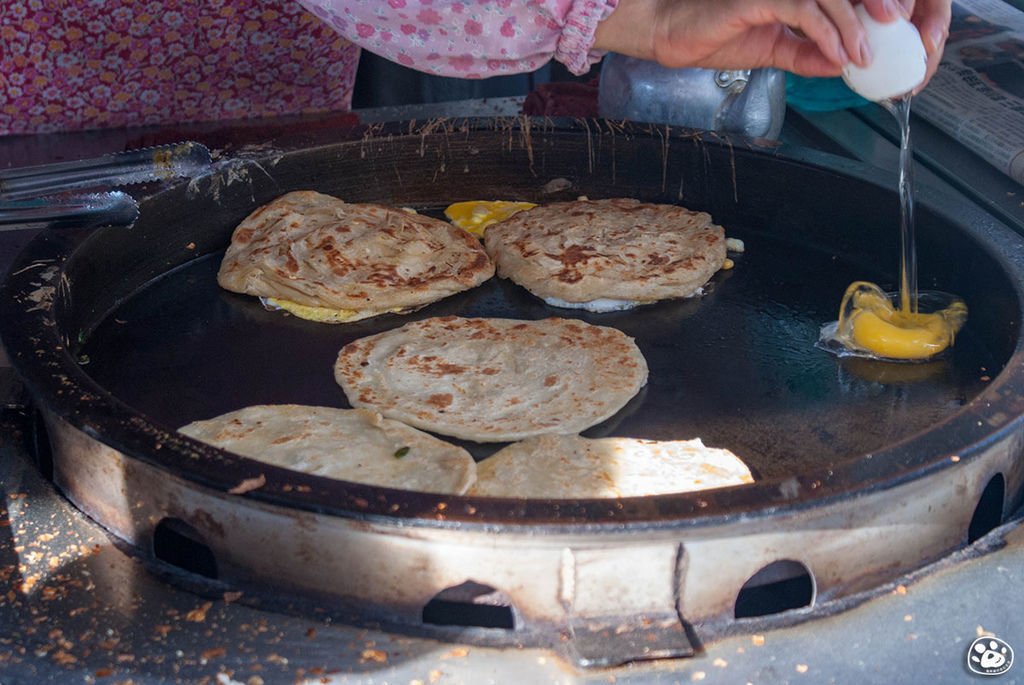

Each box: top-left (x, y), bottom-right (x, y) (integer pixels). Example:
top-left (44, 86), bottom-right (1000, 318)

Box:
top-left (422, 580), bottom-right (516, 630)
top-left (153, 518), bottom-right (219, 580)
top-left (968, 473), bottom-right (1005, 544)
top-left (734, 559), bottom-right (814, 619)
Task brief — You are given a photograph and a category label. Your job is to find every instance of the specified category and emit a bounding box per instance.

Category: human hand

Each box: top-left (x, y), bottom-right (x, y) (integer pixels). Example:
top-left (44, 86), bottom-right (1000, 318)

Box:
top-left (594, 0), bottom-right (914, 78)
top-left (902, 0), bottom-right (952, 91)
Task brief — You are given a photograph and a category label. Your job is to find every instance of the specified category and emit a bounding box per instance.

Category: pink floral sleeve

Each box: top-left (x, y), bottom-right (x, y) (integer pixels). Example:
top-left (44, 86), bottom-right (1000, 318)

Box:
top-left (296, 0), bottom-right (619, 78)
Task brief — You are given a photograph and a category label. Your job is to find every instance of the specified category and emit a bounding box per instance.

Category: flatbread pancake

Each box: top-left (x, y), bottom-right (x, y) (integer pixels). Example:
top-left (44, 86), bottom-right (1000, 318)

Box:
top-left (334, 316), bottom-right (648, 442)
top-left (483, 198), bottom-right (726, 310)
top-left (217, 191), bottom-right (494, 322)
top-left (178, 404), bottom-right (476, 494)
top-left (469, 434), bottom-right (752, 498)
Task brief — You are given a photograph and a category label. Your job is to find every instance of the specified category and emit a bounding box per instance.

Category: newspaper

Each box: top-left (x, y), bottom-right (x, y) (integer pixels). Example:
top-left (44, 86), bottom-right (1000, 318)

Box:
top-left (915, 0), bottom-right (1024, 183)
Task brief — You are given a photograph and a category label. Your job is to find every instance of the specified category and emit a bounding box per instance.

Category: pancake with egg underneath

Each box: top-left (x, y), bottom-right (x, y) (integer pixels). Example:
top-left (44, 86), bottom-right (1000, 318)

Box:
top-left (334, 316), bottom-right (648, 442)
top-left (483, 198), bottom-right (726, 312)
top-left (469, 434), bottom-right (753, 498)
top-left (217, 191), bottom-right (494, 323)
top-left (178, 404), bottom-right (477, 494)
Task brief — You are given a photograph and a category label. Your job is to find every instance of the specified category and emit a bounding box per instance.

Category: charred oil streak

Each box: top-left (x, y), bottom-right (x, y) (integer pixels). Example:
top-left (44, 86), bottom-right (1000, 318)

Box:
top-left (519, 114), bottom-right (536, 175)
top-left (658, 125), bottom-right (670, 194)
top-left (610, 128), bottom-right (617, 185)
top-left (23, 265), bottom-right (61, 313)
top-left (574, 117), bottom-right (594, 176)
top-left (360, 123), bottom-right (388, 160)
top-left (722, 137), bottom-right (739, 204)
top-left (186, 159), bottom-right (270, 204)
top-left (417, 118), bottom-right (449, 158)
top-left (10, 258), bottom-right (57, 278)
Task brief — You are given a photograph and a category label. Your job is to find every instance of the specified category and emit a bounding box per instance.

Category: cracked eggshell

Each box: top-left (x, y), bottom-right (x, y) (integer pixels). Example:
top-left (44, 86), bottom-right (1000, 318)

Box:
top-left (842, 4), bottom-right (927, 101)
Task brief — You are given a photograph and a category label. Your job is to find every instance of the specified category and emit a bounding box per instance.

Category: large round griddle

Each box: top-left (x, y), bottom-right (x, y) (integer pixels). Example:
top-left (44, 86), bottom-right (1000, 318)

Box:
top-left (4, 120), bottom-right (1024, 662)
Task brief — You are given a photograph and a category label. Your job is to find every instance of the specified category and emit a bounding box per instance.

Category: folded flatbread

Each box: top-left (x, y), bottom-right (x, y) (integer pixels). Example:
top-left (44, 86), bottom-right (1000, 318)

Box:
top-left (217, 191), bottom-right (494, 322)
top-left (178, 404), bottom-right (476, 494)
top-left (334, 316), bottom-right (648, 442)
top-left (469, 434), bottom-right (752, 498)
top-left (483, 198), bottom-right (726, 311)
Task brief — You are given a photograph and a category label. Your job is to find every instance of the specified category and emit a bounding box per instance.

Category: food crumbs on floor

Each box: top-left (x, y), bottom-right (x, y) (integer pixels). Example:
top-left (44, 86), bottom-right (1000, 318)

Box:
top-left (713, 658), bottom-right (728, 668)
top-left (904, 614), bottom-right (913, 622)
top-left (796, 664), bottom-right (809, 673)
top-left (751, 635), bottom-right (766, 646)
top-left (202, 647), bottom-right (227, 660)
top-left (360, 649), bottom-right (387, 664)
top-left (691, 671), bottom-right (706, 681)
top-left (186, 602), bottom-right (213, 622)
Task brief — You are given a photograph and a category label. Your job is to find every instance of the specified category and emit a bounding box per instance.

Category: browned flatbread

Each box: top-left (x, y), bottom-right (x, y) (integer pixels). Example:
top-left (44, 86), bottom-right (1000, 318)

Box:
top-left (469, 434), bottom-right (753, 498)
top-left (217, 191), bottom-right (494, 316)
top-left (178, 404), bottom-right (476, 494)
top-left (334, 316), bottom-right (648, 442)
top-left (483, 198), bottom-right (726, 306)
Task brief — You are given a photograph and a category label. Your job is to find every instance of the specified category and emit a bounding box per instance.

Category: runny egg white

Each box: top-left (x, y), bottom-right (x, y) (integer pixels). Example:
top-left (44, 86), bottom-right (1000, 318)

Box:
top-left (541, 296), bottom-right (643, 313)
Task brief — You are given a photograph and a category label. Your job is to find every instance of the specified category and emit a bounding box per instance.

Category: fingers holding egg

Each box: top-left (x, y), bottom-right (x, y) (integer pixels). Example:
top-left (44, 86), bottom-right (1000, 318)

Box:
top-left (841, 3), bottom-right (927, 101)
top-left (910, 0), bottom-right (952, 92)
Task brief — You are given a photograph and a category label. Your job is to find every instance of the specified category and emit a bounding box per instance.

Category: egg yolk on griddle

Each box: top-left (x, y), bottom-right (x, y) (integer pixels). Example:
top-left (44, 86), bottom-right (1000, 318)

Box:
top-left (262, 297), bottom-right (403, 324)
top-left (444, 200), bottom-right (536, 237)
top-left (832, 281), bottom-right (967, 360)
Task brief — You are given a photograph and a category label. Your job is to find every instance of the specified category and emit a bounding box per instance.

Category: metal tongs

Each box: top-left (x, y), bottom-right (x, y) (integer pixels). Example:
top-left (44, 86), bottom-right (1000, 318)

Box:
top-left (0, 141), bottom-right (212, 231)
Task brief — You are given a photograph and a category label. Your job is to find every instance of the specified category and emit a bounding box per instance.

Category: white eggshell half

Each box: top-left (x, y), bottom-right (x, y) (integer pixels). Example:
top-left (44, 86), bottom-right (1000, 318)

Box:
top-left (842, 4), bottom-right (927, 101)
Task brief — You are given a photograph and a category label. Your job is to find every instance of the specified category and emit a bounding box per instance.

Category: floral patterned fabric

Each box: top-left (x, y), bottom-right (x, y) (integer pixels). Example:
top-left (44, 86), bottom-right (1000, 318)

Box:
top-left (297, 0), bottom-right (618, 78)
top-left (0, 0), bottom-right (359, 135)
top-left (0, 0), bottom-right (616, 136)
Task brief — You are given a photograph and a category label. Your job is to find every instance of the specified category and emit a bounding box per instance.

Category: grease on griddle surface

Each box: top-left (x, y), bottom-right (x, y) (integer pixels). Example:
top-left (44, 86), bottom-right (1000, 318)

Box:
top-left (78, 219), bottom-right (999, 480)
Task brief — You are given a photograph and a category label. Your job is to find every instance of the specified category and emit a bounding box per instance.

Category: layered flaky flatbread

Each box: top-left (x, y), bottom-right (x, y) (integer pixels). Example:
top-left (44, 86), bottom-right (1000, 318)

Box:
top-left (178, 404), bottom-right (476, 494)
top-left (469, 434), bottom-right (752, 498)
top-left (483, 198), bottom-right (726, 311)
top-left (217, 191), bottom-right (494, 322)
top-left (334, 316), bottom-right (648, 442)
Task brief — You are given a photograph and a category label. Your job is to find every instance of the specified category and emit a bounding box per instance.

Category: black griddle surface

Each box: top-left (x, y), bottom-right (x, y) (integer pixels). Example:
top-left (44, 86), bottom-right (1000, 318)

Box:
top-left (80, 221), bottom-right (998, 479)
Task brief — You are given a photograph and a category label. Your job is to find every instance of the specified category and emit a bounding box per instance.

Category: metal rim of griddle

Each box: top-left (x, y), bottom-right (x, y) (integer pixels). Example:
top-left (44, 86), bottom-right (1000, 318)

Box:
top-left (2, 118), bottom-right (1024, 530)
top-left (7, 119), bottom-right (1024, 665)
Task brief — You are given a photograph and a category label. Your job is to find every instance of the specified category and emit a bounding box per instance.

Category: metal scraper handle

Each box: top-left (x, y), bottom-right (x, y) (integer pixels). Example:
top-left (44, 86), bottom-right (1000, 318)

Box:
top-left (0, 191), bottom-right (139, 231)
top-left (0, 141), bottom-right (212, 201)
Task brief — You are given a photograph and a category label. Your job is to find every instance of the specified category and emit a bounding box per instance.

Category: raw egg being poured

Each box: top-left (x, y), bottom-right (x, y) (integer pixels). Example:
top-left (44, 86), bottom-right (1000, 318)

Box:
top-left (819, 282), bottom-right (967, 361)
top-left (822, 13), bottom-right (968, 365)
